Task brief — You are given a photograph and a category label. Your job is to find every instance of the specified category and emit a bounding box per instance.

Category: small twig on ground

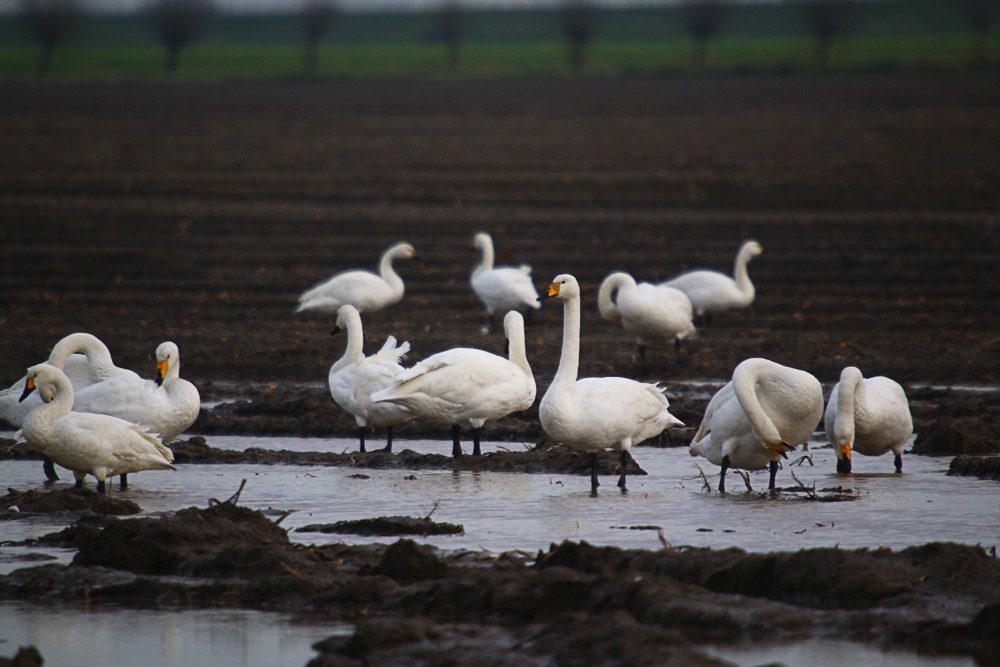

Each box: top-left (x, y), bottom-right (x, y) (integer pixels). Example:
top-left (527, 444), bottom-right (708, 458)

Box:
top-left (274, 509), bottom-right (298, 526)
top-left (209, 478), bottom-right (247, 506)
top-left (424, 499), bottom-right (442, 520)
top-left (737, 470), bottom-right (752, 492)
top-left (789, 469), bottom-right (816, 498)
top-left (790, 454), bottom-right (814, 467)
top-left (657, 527), bottom-right (673, 550)
top-left (693, 463), bottom-right (712, 493)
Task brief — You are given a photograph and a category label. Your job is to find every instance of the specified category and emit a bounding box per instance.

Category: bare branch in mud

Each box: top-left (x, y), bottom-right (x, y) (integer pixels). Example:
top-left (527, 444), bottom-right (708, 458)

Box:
top-left (789, 469), bottom-right (817, 498)
top-left (274, 509), bottom-right (298, 526)
top-left (657, 528), bottom-right (673, 550)
top-left (425, 499), bottom-right (442, 520)
top-left (790, 454), bottom-right (814, 467)
top-left (209, 478), bottom-right (247, 506)
top-left (737, 470), bottom-right (752, 492)
top-left (693, 463), bottom-right (712, 493)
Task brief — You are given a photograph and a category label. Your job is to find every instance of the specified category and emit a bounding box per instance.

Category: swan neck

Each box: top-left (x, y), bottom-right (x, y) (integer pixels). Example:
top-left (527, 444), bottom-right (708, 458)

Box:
top-left (379, 250), bottom-right (404, 294)
top-left (732, 361), bottom-right (781, 444)
top-left (25, 373), bottom-right (73, 434)
top-left (554, 295), bottom-right (581, 387)
top-left (836, 371), bottom-right (863, 423)
top-left (332, 315), bottom-right (364, 373)
top-left (597, 274), bottom-right (628, 321)
top-left (507, 327), bottom-right (532, 380)
top-left (48, 334), bottom-right (114, 378)
top-left (733, 248), bottom-right (755, 297)
top-left (476, 238), bottom-right (495, 274)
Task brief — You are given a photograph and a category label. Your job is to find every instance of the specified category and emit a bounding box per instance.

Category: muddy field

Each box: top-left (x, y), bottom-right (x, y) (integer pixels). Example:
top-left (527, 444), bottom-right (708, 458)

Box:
top-left (0, 75), bottom-right (999, 664)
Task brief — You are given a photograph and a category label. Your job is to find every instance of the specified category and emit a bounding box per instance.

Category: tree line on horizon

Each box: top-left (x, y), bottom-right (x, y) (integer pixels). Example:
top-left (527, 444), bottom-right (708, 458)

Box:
top-left (14, 0), bottom-right (1000, 77)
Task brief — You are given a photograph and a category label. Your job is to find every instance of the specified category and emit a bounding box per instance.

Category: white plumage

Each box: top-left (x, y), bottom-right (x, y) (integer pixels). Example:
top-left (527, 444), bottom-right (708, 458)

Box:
top-left (16, 363), bottom-right (175, 494)
top-left (0, 332), bottom-right (139, 429)
top-left (372, 310), bottom-right (535, 457)
top-left (539, 274), bottom-right (683, 492)
top-left (328, 305), bottom-right (413, 453)
top-left (597, 271), bottom-right (696, 362)
top-left (825, 366), bottom-right (913, 474)
top-left (296, 241), bottom-right (418, 315)
top-left (72, 341), bottom-right (200, 444)
top-left (661, 240), bottom-right (763, 322)
top-left (689, 357), bottom-right (824, 492)
top-left (470, 232), bottom-right (540, 327)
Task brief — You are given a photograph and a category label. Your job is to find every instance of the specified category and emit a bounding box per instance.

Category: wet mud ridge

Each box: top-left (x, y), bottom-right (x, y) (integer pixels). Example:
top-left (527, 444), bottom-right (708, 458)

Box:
top-left (1, 500), bottom-right (998, 666)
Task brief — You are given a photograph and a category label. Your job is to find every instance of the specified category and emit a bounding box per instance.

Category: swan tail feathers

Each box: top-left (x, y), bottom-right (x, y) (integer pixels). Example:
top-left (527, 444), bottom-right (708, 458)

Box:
top-left (372, 336), bottom-right (411, 364)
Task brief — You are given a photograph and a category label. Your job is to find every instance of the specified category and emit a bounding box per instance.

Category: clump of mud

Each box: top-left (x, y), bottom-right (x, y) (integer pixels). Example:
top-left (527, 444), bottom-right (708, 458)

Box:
top-left (297, 516), bottom-right (464, 537)
top-left (0, 487), bottom-right (140, 517)
top-left (0, 646), bottom-right (44, 667)
top-left (948, 455), bottom-right (1000, 480)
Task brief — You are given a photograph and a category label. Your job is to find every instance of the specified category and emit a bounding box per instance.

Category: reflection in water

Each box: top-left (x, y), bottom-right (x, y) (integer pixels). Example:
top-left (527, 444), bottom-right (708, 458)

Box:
top-left (705, 638), bottom-right (974, 667)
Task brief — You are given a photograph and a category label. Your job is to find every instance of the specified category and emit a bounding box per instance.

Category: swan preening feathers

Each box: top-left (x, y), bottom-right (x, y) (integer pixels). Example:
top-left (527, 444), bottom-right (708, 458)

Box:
top-left (539, 274), bottom-right (683, 492)
top-left (662, 240), bottom-right (763, 323)
top-left (470, 232), bottom-right (540, 328)
top-left (17, 363), bottom-right (176, 494)
top-left (296, 241), bottom-right (418, 315)
top-left (328, 305), bottom-right (414, 453)
top-left (597, 271), bottom-right (696, 362)
top-left (825, 366), bottom-right (913, 474)
top-left (372, 310), bottom-right (535, 457)
top-left (689, 357), bottom-right (824, 492)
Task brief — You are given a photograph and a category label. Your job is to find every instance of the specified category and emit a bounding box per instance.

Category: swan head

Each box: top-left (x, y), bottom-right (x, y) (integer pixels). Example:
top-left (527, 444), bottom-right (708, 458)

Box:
top-left (19, 363), bottom-right (63, 403)
top-left (502, 310), bottom-right (525, 353)
top-left (155, 341), bottom-right (180, 386)
top-left (331, 304), bottom-right (361, 336)
top-left (538, 274), bottom-right (580, 303)
top-left (472, 232), bottom-right (492, 250)
top-left (387, 242), bottom-right (419, 261)
top-left (741, 240), bottom-right (764, 258)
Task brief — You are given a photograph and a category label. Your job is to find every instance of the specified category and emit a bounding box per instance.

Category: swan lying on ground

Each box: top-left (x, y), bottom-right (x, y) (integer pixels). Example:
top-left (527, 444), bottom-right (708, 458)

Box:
top-left (661, 240), bottom-right (763, 324)
top-left (539, 274), bottom-right (683, 493)
top-left (73, 341), bottom-right (199, 445)
top-left (372, 311), bottom-right (535, 457)
top-left (597, 271), bottom-right (696, 364)
top-left (296, 241), bottom-right (418, 315)
top-left (470, 232), bottom-right (540, 330)
top-left (825, 366), bottom-right (913, 474)
top-left (17, 363), bottom-right (175, 495)
top-left (328, 305), bottom-right (413, 453)
top-left (690, 357), bottom-right (823, 492)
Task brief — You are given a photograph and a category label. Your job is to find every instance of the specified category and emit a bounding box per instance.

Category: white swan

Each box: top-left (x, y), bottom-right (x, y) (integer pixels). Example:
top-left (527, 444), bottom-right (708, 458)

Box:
top-left (470, 232), bottom-right (540, 329)
top-left (661, 240), bottom-right (763, 323)
top-left (825, 366), bottom-right (913, 474)
top-left (0, 332), bottom-right (139, 429)
top-left (597, 271), bottom-right (696, 363)
top-left (16, 363), bottom-right (175, 494)
top-left (295, 241), bottom-right (418, 315)
top-left (73, 341), bottom-right (200, 445)
top-left (328, 305), bottom-right (413, 453)
top-left (689, 357), bottom-right (824, 492)
top-left (372, 311), bottom-right (535, 457)
top-left (539, 275), bottom-right (683, 492)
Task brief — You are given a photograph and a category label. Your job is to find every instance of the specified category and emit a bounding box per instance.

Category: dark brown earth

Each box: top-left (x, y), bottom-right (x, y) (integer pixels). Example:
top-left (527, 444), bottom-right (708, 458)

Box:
top-left (1, 75), bottom-right (999, 664)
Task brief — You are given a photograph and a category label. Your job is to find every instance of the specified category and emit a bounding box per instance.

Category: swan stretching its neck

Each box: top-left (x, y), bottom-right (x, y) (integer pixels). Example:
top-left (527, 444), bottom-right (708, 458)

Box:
top-left (471, 232), bottom-right (540, 331)
top-left (540, 274), bottom-right (683, 493)
top-left (296, 241), bottom-right (418, 315)
top-left (17, 363), bottom-right (175, 495)
top-left (597, 271), bottom-right (696, 364)
top-left (328, 305), bottom-right (413, 452)
top-left (372, 310), bottom-right (535, 457)
top-left (825, 366), bottom-right (913, 474)
top-left (689, 357), bottom-right (823, 492)
top-left (662, 240), bottom-right (763, 323)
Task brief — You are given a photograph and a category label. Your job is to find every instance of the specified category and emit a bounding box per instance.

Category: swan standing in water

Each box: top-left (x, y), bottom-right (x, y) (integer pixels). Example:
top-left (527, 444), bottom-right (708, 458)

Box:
top-left (470, 232), bottom-right (540, 331)
top-left (539, 275), bottom-right (683, 493)
top-left (825, 366), bottom-right (913, 474)
top-left (328, 305), bottom-right (413, 453)
top-left (689, 357), bottom-right (823, 492)
top-left (0, 332), bottom-right (141, 481)
top-left (17, 363), bottom-right (175, 495)
top-left (372, 311), bottom-right (535, 457)
top-left (597, 271), bottom-right (696, 364)
top-left (661, 240), bottom-right (763, 324)
top-left (296, 241), bottom-right (419, 315)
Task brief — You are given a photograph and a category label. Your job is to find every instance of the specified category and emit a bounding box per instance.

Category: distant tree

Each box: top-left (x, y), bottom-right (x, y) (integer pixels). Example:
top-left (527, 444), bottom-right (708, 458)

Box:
top-left (958, 0), bottom-right (998, 65)
top-left (678, 0), bottom-right (727, 71)
top-left (439, 0), bottom-right (463, 68)
top-left (801, 0), bottom-right (855, 71)
top-left (146, 0), bottom-right (212, 73)
top-left (558, 0), bottom-right (594, 71)
top-left (19, 0), bottom-right (81, 77)
top-left (301, 0), bottom-right (337, 75)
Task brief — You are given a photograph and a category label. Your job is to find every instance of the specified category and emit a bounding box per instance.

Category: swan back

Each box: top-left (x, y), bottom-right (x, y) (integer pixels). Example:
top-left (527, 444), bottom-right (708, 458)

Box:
top-left (732, 358), bottom-right (823, 448)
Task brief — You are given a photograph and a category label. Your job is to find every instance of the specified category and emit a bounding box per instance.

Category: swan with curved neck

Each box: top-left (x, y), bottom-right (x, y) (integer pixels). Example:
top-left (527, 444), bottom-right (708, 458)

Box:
top-left (328, 305), bottom-right (413, 452)
top-left (661, 240), bottom-right (763, 323)
top-left (690, 357), bottom-right (823, 492)
top-left (296, 241), bottom-right (418, 315)
top-left (372, 310), bottom-right (534, 457)
top-left (825, 366), bottom-right (913, 474)
top-left (597, 271), bottom-right (696, 363)
top-left (17, 363), bottom-right (175, 494)
top-left (471, 232), bottom-right (540, 330)
top-left (539, 274), bottom-right (683, 493)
